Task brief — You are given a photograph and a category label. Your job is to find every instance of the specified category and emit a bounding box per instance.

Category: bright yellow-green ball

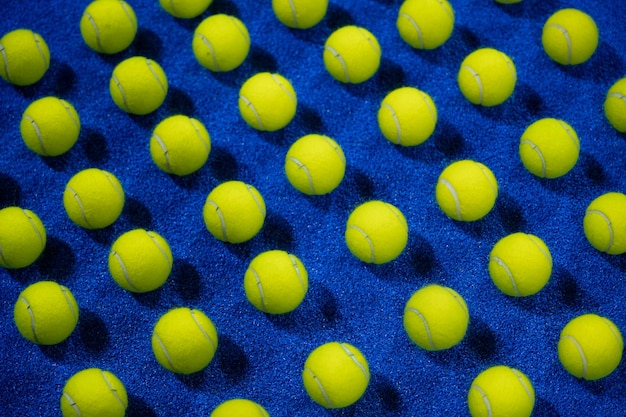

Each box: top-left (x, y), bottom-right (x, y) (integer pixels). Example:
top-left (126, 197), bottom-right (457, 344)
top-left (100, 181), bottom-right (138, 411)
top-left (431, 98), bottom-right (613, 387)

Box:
top-left (0, 29), bottom-right (50, 86)
top-left (604, 77), bottom-right (626, 133)
top-left (403, 284), bottom-right (469, 351)
top-left (193, 14), bottom-right (250, 72)
top-left (542, 8), bottom-right (598, 65)
top-left (324, 25), bottom-right (381, 84)
top-left (14, 281), bottom-right (78, 345)
top-left (152, 307), bottom-right (218, 374)
top-left (272, 0), bottom-right (328, 29)
top-left (436, 159), bottom-right (498, 222)
top-left (468, 365), bottom-right (535, 417)
top-left (489, 233), bottom-right (552, 297)
top-left (63, 168), bottom-right (125, 229)
top-left (378, 86), bottom-right (437, 146)
top-left (203, 180), bottom-right (266, 243)
top-left (345, 200), bottom-right (408, 264)
top-left (397, 0), bottom-right (455, 50)
top-left (80, 0), bottom-right (137, 54)
top-left (244, 250), bottom-right (308, 314)
top-left (0, 206), bottom-right (46, 269)
top-left (20, 96), bottom-right (81, 156)
top-left (239, 72), bottom-right (297, 131)
top-left (110, 56), bottom-right (168, 115)
top-left (519, 118), bottom-right (579, 178)
top-left (211, 399), bottom-right (270, 417)
top-left (109, 229), bottom-right (173, 293)
top-left (61, 368), bottom-right (128, 417)
top-left (303, 342), bottom-right (370, 409)
top-left (285, 134), bottom-right (346, 195)
top-left (583, 192), bottom-right (626, 255)
top-left (558, 314), bottom-right (623, 380)
top-left (150, 115), bottom-right (211, 176)
top-left (458, 48), bottom-right (517, 106)
top-left (160, 0), bottom-right (213, 18)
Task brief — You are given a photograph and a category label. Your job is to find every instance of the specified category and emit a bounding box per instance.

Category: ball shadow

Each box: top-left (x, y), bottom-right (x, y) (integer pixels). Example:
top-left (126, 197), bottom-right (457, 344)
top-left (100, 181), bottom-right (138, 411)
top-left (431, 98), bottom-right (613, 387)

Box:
top-left (309, 284), bottom-right (341, 327)
top-left (297, 104), bottom-right (324, 133)
top-left (375, 58), bottom-right (407, 93)
top-left (165, 87), bottom-right (196, 115)
top-left (433, 120), bottom-right (465, 157)
top-left (50, 62), bottom-right (76, 96)
top-left (130, 28), bottom-right (164, 61)
top-left (348, 168), bottom-right (376, 200)
top-left (124, 197), bottom-right (153, 229)
top-left (0, 173), bottom-right (22, 207)
top-left (325, 4), bottom-right (354, 29)
top-left (494, 192), bottom-right (527, 234)
top-left (127, 395), bottom-right (158, 417)
top-left (533, 397), bottom-right (563, 417)
top-left (82, 129), bottom-right (110, 164)
top-left (217, 334), bottom-right (250, 384)
top-left (419, 26), bottom-right (482, 71)
top-left (466, 317), bottom-right (501, 362)
top-left (38, 340), bottom-right (69, 361)
top-left (409, 234), bottom-right (437, 277)
top-left (78, 309), bottom-right (110, 354)
top-left (248, 45), bottom-right (279, 73)
top-left (171, 260), bottom-right (203, 302)
top-left (260, 212), bottom-right (295, 251)
top-left (580, 152), bottom-right (608, 185)
top-left (37, 236), bottom-right (76, 280)
top-left (373, 373), bottom-right (404, 413)
top-left (209, 146), bottom-right (239, 182)
top-left (557, 42), bottom-right (625, 83)
top-left (211, 0), bottom-right (240, 16)
top-left (41, 152), bottom-right (71, 172)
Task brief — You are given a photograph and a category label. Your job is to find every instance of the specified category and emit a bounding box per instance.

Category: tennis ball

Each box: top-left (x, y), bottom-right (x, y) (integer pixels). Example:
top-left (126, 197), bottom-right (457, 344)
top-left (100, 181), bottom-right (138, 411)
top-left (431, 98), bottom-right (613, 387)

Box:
top-left (583, 192), bottom-right (626, 255)
top-left (0, 206), bottom-right (46, 269)
top-left (152, 307), bottom-right (218, 374)
top-left (604, 77), bottom-right (626, 133)
top-left (244, 250), bottom-right (308, 314)
top-left (458, 48), bottom-right (517, 106)
top-left (61, 368), bottom-right (128, 417)
top-left (403, 284), bottom-right (469, 351)
top-left (160, 0), bottom-right (212, 18)
top-left (272, 0), bottom-right (328, 29)
top-left (397, 0), bottom-right (455, 50)
top-left (109, 229), bottom-right (173, 293)
top-left (193, 14), bottom-right (250, 72)
top-left (110, 56), bottom-right (168, 115)
top-left (0, 29), bottom-right (50, 86)
top-left (63, 168), bottom-right (125, 229)
top-left (303, 342), bottom-right (370, 409)
top-left (211, 399), bottom-right (270, 417)
top-left (80, 0), bottom-right (137, 54)
top-left (14, 281), bottom-right (78, 345)
top-left (542, 9), bottom-right (598, 65)
top-left (285, 134), bottom-right (346, 195)
top-left (324, 25), bottom-right (381, 84)
top-left (20, 96), bottom-right (81, 156)
top-left (468, 365), bottom-right (535, 417)
top-left (203, 180), bottom-right (266, 243)
top-left (378, 86), bottom-right (437, 146)
top-left (519, 118), bottom-right (579, 179)
top-left (150, 115), bottom-right (211, 176)
top-left (436, 160), bottom-right (498, 222)
top-left (489, 233), bottom-right (552, 297)
top-left (559, 314), bottom-right (623, 380)
top-left (239, 72), bottom-right (297, 131)
top-left (345, 200), bottom-right (408, 264)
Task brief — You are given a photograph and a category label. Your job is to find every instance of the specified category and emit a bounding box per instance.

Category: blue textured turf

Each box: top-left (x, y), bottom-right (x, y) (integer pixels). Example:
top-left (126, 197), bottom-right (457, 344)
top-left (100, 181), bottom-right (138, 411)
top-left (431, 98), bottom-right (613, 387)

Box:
top-left (1, 0), bottom-right (625, 416)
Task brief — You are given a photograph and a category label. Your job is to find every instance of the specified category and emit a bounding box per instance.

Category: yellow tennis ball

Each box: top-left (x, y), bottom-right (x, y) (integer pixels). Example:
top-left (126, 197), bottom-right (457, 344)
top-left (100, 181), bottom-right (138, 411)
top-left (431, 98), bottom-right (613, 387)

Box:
top-left (378, 86), bottom-right (437, 146)
top-left (0, 29), bottom-right (50, 86)
top-left (489, 233), bottom-right (552, 297)
top-left (110, 56), bottom-right (168, 115)
top-left (604, 77), bottom-right (626, 133)
top-left (150, 115), bottom-right (211, 176)
top-left (403, 284), bottom-right (469, 351)
top-left (203, 180), bottom-right (266, 243)
top-left (14, 281), bottom-right (78, 345)
top-left (542, 9), bottom-right (598, 65)
top-left (160, 0), bottom-right (213, 18)
top-left (272, 0), bottom-right (328, 29)
top-left (324, 25), bottom-right (381, 84)
top-left (468, 365), bottom-right (535, 417)
top-left (458, 48), bottom-right (517, 106)
top-left (0, 206), bottom-right (46, 269)
top-left (109, 229), bottom-right (173, 293)
top-left (396, 0), bottom-right (455, 50)
top-left (244, 250), bottom-right (308, 314)
top-left (583, 192), bottom-right (626, 255)
top-left (211, 399), bottom-right (270, 417)
top-left (60, 368), bottom-right (128, 417)
top-left (152, 307), bottom-right (218, 374)
top-left (436, 159), bottom-right (498, 221)
top-left (558, 314), bottom-right (623, 380)
top-left (519, 118), bottom-right (579, 179)
top-left (80, 0), bottom-right (137, 54)
top-left (239, 72), bottom-right (297, 131)
top-left (284, 134), bottom-right (346, 195)
top-left (63, 168), bottom-right (125, 229)
top-left (345, 200), bottom-right (408, 264)
top-left (20, 96), bottom-right (81, 157)
top-left (193, 14), bottom-right (250, 72)
top-left (302, 342), bottom-right (370, 409)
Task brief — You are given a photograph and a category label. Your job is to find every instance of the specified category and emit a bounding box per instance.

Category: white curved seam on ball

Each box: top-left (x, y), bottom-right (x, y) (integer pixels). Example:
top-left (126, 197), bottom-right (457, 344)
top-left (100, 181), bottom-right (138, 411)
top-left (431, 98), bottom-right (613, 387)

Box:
top-left (113, 251), bottom-right (139, 291)
top-left (119, 1), bottom-right (137, 30)
top-left (324, 45), bottom-right (350, 83)
top-left (406, 307), bottom-right (436, 350)
top-left (557, 120), bottom-right (579, 151)
top-left (190, 310), bottom-right (217, 350)
top-left (146, 59), bottom-right (167, 94)
top-left (206, 201), bottom-right (229, 242)
top-left (62, 393), bottom-right (82, 417)
top-left (421, 91), bottom-right (437, 124)
top-left (103, 171), bottom-right (125, 202)
top-left (288, 254), bottom-right (306, 292)
top-left (85, 13), bottom-right (103, 52)
top-left (23, 209), bottom-right (45, 250)
top-left (20, 296), bottom-right (40, 344)
top-left (384, 202), bottom-right (408, 233)
top-left (462, 65), bottom-right (483, 105)
top-left (0, 41), bottom-right (11, 82)
top-left (399, 13), bottom-right (424, 49)
top-left (548, 24), bottom-right (572, 64)
top-left (438, 178), bottom-right (462, 221)
top-left (100, 369), bottom-right (128, 409)
top-left (0, 241), bottom-right (7, 266)
top-left (500, 53), bottom-right (517, 84)
top-left (445, 288), bottom-right (468, 316)
top-left (603, 318), bottom-right (622, 345)
top-left (153, 332), bottom-right (178, 372)
top-left (60, 285), bottom-right (78, 321)
top-left (303, 367), bottom-right (333, 408)
top-left (477, 164), bottom-right (498, 197)
top-left (271, 73), bottom-right (297, 105)
top-left (435, 0), bottom-right (454, 22)
top-left (66, 186), bottom-right (92, 228)
top-left (197, 33), bottom-right (221, 72)
top-left (152, 133), bottom-right (173, 172)
top-left (381, 103), bottom-right (402, 144)
top-left (470, 385), bottom-right (492, 417)
top-left (189, 118), bottom-right (210, 153)
top-left (562, 335), bottom-right (587, 378)
top-left (585, 209), bottom-right (613, 252)
top-left (608, 92), bottom-right (626, 104)
top-left (287, 156), bottom-right (315, 194)
top-left (168, 0), bottom-right (178, 15)
top-left (511, 368), bottom-right (534, 401)
top-left (527, 235), bottom-right (552, 266)
top-left (346, 225), bottom-right (375, 263)
top-left (24, 116), bottom-right (48, 155)
top-left (286, 0), bottom-right (298, 28)
top-left (147, 231), bottom-right (172, 268)
top-left (239, 95), bottom-right (264, 130)
top-left (255, 404), bottom-right (267, 416)
top-left (229, 16), bottom-right (249, 42)
top-left (111, 74), bottom-right (130, 111)
top-left (246, 185), bottom-right (267, 216)
top-left (323, 136), bottom-right (346, 163)
top-left (491, 255), bottom-right (520, 296)
top-left (249, 267), bottom-right (267, 311)
top-left (520, 139), bottom-right (547, 177)
top-left (358, 28), bottom-right (381, 57)
top-left (60, 100), bottom-right (81, 131)
top-left (340, 343), bottom-right (370, 379)
top-left (33, 32), bottom-right (49, 71)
